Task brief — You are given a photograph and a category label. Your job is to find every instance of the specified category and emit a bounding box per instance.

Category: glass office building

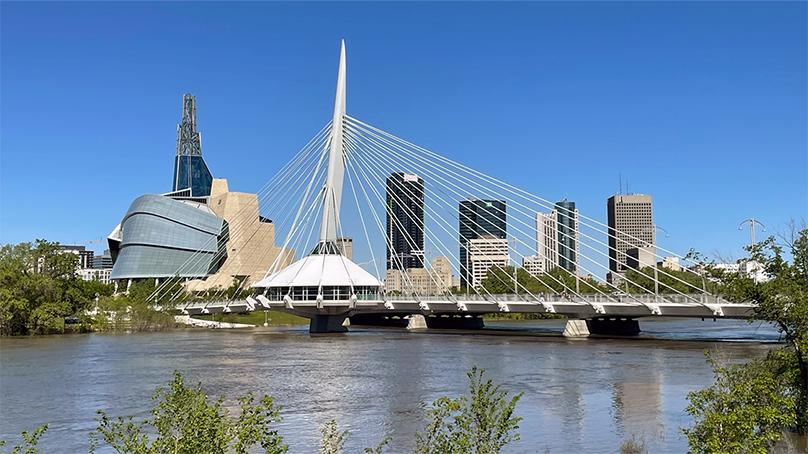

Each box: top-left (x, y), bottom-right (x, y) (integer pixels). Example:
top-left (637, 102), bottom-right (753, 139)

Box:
top-left (458, 200), bottom-right (506, 289)
top-left (386, 172), bottom-right (425, 270)
top-left (555, 199), bottom-right (578, 273)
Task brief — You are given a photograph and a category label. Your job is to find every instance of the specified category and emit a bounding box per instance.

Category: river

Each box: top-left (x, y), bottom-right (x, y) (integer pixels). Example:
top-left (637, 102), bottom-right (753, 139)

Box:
top-left (0, 318), bottom-right (801, 453)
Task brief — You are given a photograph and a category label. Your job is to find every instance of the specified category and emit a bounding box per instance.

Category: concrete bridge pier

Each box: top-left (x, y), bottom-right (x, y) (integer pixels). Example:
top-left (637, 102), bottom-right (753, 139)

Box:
top-left (563, 320), bottom-right (590, 338)
top-left (309, 314), bottom-right (350, 333)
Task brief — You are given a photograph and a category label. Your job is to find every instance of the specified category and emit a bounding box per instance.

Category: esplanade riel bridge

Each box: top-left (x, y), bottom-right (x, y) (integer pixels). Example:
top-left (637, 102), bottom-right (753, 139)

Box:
top-left (149, 41), bottom-right (754, 335)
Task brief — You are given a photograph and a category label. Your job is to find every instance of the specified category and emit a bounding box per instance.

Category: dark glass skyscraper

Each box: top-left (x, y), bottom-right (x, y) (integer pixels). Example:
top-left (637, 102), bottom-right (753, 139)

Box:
top-left (172, 94), bottom-right (213, 197)
top-left (459, 200), bottom-right (506, 288)
top-left (555, 199), bottom-right (578, 273)
top-left (386, 173), bottom-right (425, 270)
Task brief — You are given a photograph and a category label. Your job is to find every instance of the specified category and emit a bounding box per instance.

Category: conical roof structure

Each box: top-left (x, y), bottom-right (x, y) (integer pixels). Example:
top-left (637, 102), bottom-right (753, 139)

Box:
top-left (253, 253), bottom-right (381, 288)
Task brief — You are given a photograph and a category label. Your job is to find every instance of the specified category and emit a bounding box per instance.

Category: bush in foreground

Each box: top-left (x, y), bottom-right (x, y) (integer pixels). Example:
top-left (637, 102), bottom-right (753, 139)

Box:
top-left (1, 368), bottom-right (521, 453)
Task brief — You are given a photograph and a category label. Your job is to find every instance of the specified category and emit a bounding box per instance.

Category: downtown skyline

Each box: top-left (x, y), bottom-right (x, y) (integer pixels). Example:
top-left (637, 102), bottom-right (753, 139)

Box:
top-left (1, 1), bottom-right (806, 264)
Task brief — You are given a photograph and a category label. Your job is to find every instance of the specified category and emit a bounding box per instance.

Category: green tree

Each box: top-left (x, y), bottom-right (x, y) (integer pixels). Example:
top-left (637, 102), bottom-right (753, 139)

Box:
top-left (92, 371), bottom-right (287, 454)
top-left (623, 266), bottom-right (716, 295)
top-left (685, 226), bottom-right (808, 451)
top-left (0, 240), bottom-right (114, 335)
top-left (718, 229), bottom-right (808, 430)
top-left (0, 424), bottom-right (48, 454)
top-left (683, 353), bottom-right (797, 454)
top-left (479, 265), bottom-right (608, 296)
top-left (318, 420), bottom-right (348, 454)
top-left (416, 366), bottom-right (522, 454)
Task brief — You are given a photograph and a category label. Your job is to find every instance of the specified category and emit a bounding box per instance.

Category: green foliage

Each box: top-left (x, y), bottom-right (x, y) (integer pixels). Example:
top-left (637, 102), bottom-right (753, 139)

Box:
top-left (0, 424), bottom-right (48, 454)
top-left (713, 228), bottom-right (808, 431)
top-left (7, 367), bottom-right (521, 453)
top-left (416, 366), bottom-right (522, 454)
top-left (479, 265), bottom-right (609, 296)
top-left (685, 226), bottom-right (808, 451)
top-left (92, 371), bottom-right (287, 454)
top-left (318, 420), bottom-right (348, 454)
top-left (683, 353), bottom-right (797, 454)
top-left (623, 266), bottom-right (716, 295)
top-left (363, 436), bottom-right (391, 454)
top-left (94, 281), bottom-right (176, 333)
top-left (0, 240), bottom-right (114, 335)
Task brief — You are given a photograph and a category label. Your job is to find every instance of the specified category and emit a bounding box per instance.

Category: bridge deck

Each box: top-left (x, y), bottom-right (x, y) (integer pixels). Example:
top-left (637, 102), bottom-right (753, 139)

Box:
top-left (176, 294), bottom-right (755, 319)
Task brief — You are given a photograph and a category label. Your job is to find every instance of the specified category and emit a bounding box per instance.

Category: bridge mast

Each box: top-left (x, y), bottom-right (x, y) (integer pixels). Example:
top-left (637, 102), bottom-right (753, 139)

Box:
top-left (319, 39), bottom-right (347, 244)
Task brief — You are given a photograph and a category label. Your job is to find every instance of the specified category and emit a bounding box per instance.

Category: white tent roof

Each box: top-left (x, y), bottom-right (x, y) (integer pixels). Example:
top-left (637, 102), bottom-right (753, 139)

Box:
top-left (253, 254), bottom-right (382, 288)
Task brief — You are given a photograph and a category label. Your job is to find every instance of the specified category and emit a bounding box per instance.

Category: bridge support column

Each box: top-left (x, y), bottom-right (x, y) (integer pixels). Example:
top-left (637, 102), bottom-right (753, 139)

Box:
top-left (309, 314), bottom-right (349, 333)
top-left (563, 320), bottom-right (590, 338)
top-left (586, 317), bottom-right (641, 336)
top-left (425, 315), bottom-right (485, 330)
top-left (406, 314), bottom-right (427, 330)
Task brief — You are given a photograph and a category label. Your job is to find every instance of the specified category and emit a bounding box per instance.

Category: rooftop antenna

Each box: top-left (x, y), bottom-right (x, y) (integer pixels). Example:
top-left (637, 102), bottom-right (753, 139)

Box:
top-left (738, 218), bottom-right (766, 248)
top-left (618, 173), bottom-right (623, 195)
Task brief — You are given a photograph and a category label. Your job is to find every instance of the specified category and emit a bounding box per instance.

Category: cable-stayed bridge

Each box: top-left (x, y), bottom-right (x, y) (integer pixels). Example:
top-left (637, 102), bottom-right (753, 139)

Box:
top-left (150, 41), bottom-right (755, 335)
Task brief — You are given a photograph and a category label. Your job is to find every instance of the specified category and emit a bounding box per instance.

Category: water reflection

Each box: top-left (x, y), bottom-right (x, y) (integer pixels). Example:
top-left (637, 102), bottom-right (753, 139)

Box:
top-left (0, 319), bottom-right (799, 453)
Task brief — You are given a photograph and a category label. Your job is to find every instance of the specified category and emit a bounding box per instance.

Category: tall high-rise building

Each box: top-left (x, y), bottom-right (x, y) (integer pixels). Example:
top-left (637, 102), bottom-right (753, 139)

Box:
top-left (555, 200), bottom-right (579, 273)
top-left (532, 201), bottom-right (579, 275)
top-left (535, 210), bottom-right (558, 273)
top-left (386, 173), bottom-right (424, 270)
top-left (459, 200), bottom-right (506, 288)
top-left (172, 94), bottom-right (213, 197)
top-left (607, 194), bottom-right (654, 278)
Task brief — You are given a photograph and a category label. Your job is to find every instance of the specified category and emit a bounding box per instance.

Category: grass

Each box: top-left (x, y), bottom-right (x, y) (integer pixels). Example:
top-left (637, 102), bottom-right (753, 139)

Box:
top-left (195, 310), bottom-right (307, 326)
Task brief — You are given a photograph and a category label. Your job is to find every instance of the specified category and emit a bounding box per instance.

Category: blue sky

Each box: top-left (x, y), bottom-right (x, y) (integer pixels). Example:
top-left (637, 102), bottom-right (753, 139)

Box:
top-left (2, 1), bottom-right (806, 263)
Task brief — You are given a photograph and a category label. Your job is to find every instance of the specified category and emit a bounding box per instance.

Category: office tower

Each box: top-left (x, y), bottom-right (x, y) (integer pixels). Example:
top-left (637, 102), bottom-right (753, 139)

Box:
top-left (172, 94), bottom-right (213, 197)
top-left (535, 210), bottom-right (558, 273)
top-left (468, 237), bottom-right (509, 289)
top-left (607, 194), bottom-right (654, 277)
top-left (555, 200), bottom-right (579, 274)
top-left (459, 200), bottom-right (506, 288)
top-left (386, 173), bottom-right (425, 270)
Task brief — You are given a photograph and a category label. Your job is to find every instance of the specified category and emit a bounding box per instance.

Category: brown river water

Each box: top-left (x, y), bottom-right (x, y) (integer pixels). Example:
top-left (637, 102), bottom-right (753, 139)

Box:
top-left (1, 318), bottom-right (805, 453)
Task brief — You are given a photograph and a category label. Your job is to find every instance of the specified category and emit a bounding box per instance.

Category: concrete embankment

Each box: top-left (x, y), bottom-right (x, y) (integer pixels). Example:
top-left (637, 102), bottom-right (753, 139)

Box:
top-left (174, 315), bottom-right (255, 329)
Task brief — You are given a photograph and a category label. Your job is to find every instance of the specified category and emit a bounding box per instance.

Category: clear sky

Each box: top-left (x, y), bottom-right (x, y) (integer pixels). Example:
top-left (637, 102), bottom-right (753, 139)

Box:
top-left (1, 1), bottom-right (806, 263)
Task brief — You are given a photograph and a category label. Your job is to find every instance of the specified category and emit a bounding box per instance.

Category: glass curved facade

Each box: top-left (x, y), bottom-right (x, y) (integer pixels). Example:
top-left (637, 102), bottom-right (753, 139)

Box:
top-left (110, 195), bottom-right (225, 280)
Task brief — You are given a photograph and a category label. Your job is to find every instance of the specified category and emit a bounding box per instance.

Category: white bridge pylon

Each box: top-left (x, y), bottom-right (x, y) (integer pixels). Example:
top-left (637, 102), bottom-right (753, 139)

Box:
top-left (320, 39), bottom-right (347, 243)
top-left (158, 41), bottom-right (755, 334)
